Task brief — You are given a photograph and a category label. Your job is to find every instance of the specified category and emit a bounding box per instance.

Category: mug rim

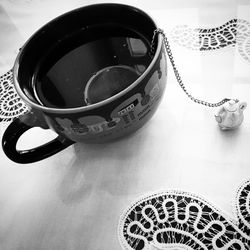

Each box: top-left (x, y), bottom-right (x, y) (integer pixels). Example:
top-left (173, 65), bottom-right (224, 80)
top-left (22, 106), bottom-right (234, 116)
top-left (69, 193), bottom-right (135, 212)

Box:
top-left (13, 3), bottom-right (162, 114)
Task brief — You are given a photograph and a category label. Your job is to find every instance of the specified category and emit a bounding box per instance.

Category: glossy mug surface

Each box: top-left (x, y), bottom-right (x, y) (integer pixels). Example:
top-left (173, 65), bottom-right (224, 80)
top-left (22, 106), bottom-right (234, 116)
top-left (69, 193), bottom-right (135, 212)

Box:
top-left (2, 3), bottom-right (167, 163)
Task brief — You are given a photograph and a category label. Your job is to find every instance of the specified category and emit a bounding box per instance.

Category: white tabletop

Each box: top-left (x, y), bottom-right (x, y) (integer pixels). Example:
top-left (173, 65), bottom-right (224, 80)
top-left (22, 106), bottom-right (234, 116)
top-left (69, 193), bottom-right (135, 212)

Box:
top-left (0, 1), bottom-right (250, 249)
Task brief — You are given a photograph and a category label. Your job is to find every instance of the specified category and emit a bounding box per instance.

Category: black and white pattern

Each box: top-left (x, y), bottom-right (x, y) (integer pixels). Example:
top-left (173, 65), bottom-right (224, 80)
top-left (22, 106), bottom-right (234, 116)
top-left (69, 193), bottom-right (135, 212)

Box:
top-left (235, 180), bottom-right (250, 237)
top-left (118, 179), bottom-right (250, 249)
top-left (171, 19), bottom-right (250, 63)
top-left (0, 70), bottom-right (28, 123)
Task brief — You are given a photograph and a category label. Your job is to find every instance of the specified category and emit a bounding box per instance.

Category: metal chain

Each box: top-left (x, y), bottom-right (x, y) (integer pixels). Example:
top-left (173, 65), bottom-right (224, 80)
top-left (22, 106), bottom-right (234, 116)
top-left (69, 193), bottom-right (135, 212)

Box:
top-left (151, 28), bottom-right (233, 107)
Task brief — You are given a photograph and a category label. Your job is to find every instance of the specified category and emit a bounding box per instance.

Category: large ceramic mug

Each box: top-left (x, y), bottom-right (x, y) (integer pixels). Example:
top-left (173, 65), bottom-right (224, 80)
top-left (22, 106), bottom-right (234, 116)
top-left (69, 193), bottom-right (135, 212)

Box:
top-left (2, 3), bottom-right (167, 164)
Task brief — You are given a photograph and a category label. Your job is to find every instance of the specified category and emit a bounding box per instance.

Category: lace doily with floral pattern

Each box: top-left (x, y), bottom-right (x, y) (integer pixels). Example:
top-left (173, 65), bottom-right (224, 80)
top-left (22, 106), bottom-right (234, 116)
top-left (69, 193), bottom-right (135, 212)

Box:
top-left (170, 19), bottom-right (250, 64)
top-left (0, 69), bottom-right (28, 123)
top-left (118, 179), bottom-right (250, 249)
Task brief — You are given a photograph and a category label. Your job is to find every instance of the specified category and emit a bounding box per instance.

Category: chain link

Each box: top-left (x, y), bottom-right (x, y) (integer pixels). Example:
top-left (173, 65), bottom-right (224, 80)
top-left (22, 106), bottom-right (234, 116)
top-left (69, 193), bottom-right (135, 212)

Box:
top-left (151, 28), bottom-right (233, 107)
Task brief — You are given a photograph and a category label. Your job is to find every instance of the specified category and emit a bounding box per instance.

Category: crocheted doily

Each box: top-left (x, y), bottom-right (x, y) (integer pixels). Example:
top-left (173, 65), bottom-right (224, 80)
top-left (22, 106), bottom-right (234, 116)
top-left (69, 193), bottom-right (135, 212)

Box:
top-left (118, 179), bottom-right (250, 249)
top-left (170, 19), bottom-right (250, 64)
top-left (0, 70), bottom-right (28, 123)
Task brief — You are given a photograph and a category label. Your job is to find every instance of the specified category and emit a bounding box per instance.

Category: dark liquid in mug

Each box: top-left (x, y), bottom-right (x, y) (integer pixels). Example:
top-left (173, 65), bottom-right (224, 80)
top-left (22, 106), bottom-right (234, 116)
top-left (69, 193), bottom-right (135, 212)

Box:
top-left (33, 24), bottom-right (152, 108)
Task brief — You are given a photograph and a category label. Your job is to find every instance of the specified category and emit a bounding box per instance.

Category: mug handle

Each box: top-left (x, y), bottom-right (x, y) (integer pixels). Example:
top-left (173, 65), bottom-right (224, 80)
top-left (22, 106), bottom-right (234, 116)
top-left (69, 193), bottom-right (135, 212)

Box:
top-left (2, 113), bottom-right (74, 164)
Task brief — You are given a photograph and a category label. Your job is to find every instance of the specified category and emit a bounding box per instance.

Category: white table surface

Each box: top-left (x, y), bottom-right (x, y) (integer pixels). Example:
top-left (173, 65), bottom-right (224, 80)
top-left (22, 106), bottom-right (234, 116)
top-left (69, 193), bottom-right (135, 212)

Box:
top-left (0, 1), bottom-right (250, 249)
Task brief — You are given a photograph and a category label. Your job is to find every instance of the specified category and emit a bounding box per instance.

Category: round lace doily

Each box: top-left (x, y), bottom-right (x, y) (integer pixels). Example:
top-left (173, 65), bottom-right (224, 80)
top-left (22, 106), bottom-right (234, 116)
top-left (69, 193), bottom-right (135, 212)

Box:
top-left (0, 70), bottom-right (28, 124)
top-left (170, 19), bottom-right (250, 64)
top-left (118, 179), bottom-right (250, 249)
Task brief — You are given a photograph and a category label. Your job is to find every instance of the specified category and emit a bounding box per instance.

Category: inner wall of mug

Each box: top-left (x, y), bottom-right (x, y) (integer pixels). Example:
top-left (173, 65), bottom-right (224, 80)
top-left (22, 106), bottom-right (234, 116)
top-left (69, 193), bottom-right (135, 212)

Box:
top-left (15, 3), bottom-right (159, 109)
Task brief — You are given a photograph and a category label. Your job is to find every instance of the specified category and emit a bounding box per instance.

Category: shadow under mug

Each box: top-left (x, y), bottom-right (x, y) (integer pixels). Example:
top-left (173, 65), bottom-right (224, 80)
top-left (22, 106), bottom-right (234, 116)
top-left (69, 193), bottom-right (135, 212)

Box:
top-left (2, 3), bottom-right (167, 164)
